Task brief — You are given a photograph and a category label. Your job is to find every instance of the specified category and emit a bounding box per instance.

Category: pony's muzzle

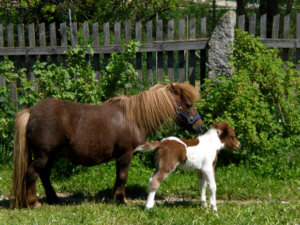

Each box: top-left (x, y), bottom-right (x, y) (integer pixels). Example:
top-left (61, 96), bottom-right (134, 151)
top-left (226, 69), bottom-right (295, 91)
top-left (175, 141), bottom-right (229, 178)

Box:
top-left (192, 123), bottom-right (206, 134)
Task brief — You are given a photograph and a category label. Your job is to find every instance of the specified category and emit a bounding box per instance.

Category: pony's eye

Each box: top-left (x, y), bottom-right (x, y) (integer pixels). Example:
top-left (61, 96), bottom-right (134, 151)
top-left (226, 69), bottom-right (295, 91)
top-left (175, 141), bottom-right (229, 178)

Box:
top-left (186, 103), bottom-right (192, 108)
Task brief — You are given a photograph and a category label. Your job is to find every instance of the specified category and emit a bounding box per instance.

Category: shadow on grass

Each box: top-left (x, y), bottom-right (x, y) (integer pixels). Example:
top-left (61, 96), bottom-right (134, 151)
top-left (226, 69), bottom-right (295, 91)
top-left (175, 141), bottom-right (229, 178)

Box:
top-left (0, 184), bottom-right (170, 209)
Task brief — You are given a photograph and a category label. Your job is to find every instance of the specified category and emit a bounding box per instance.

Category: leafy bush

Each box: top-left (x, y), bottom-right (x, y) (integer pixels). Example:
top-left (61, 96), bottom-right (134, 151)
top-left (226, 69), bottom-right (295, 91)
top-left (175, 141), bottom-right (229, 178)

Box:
top-left (198, 30), bottom-right (300, 179)
top-left (100, 40), bottom-right (141, 100)
top-left (0, 45), bottom-right (101, 163)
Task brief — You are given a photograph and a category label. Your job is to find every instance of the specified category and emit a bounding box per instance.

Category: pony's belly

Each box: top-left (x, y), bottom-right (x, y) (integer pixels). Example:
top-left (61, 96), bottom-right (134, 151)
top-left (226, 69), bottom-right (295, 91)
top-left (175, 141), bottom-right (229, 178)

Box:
top-left (60, 144), bottom-right (113, 166)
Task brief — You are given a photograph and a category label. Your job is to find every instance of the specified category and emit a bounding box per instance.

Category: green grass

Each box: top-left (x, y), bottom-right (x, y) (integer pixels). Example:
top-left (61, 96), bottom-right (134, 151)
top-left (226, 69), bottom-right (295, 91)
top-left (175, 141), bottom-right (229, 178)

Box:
top-left (0, 157), bottom-right (299, 224)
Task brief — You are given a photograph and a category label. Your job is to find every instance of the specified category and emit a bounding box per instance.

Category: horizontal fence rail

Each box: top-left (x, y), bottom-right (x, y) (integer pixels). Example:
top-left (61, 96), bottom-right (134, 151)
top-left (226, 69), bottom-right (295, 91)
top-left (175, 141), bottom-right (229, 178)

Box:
top-left (0, 12), bottom-right (299, 87)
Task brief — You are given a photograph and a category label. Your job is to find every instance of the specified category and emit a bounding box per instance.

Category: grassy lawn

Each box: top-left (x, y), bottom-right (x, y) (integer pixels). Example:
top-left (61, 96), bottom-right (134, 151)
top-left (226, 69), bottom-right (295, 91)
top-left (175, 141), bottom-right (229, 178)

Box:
top-left (0, 157), bottom-right (299, 224)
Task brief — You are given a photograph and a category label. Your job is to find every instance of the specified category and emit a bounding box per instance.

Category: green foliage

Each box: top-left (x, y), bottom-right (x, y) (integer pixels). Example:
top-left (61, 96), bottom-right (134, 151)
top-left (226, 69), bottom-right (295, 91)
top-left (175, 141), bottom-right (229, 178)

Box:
top-left (100, 40), bottom-right (141, 100)
top-left (198, 30), bottom-right (300, 179)
top-left (0, 60), bottom-right (21, 162)
top-left (0, 45), bottom-right (102, 163)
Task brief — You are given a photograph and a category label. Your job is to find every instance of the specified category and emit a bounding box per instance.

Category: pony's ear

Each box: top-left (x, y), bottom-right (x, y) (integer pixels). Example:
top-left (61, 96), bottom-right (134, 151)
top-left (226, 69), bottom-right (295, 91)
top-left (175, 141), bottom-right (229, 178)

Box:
top-left (212, 121), bottom-right (218, 128)
top-left (169, 83), bottom-right (179, 95)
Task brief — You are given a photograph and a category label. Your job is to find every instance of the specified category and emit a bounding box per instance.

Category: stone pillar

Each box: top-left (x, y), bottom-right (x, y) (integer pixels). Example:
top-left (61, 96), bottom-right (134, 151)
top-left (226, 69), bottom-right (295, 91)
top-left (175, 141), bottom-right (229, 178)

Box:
top-left (208, 10), bottom-right (236, 81)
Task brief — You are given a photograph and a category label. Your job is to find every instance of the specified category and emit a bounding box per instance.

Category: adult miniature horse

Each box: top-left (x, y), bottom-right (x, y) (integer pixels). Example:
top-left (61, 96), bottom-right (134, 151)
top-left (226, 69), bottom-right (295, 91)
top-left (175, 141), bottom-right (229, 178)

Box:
top-left (11, 83), bottom-right (204, 208)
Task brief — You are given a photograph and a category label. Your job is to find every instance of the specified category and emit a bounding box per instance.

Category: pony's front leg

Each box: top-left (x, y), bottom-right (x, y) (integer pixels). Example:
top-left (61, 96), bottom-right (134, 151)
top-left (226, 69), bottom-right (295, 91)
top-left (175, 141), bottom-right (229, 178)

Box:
top-left (113, 152), bottom-right (133, 204)
top-left (197, 171), bottom-right (207, 208)
top-left (203, 169), bottom-right (217, 212)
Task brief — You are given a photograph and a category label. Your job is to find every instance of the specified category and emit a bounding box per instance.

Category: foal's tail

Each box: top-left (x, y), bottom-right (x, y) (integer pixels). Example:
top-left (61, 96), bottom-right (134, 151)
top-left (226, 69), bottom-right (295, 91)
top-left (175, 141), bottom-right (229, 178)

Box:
top-left (134, 142), bottom-right (161, 153)
top-left (10, 108), bottom-right (31, 208)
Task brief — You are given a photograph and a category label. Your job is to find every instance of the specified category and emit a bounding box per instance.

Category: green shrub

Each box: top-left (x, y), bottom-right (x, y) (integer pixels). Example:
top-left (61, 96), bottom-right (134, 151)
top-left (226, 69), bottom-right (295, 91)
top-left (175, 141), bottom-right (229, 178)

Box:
top-left (100, 40), bottom-right (141, 100)
top-left (0, 45), bottom-right (101, 163)
top-left (198, 30), bottom-right (300, 179)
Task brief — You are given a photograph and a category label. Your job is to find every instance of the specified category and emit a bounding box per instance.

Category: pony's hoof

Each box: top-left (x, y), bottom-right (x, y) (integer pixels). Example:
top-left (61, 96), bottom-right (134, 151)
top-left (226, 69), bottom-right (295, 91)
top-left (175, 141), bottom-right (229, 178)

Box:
top-left (33, 201), bottom-right (42, 208)
top-left (114, 194), bottom-right (128, 205)
top-left (47, 197), bottom-right (60, 205)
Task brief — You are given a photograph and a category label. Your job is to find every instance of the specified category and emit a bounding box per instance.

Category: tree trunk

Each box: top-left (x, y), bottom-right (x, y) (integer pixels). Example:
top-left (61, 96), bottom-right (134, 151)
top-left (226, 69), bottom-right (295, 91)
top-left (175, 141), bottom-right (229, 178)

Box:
top-left (236, 0), bottom-right (247, 16)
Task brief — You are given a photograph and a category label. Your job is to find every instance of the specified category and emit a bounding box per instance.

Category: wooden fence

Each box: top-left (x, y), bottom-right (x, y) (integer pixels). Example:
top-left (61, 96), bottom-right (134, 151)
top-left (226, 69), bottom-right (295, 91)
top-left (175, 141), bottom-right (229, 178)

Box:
top-left (0, 12), bottom-right (299, 89)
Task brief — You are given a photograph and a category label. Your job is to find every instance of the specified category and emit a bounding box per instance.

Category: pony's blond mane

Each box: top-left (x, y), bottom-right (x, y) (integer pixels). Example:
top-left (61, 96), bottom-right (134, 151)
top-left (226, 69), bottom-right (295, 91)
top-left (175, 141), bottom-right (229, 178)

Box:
top-left (105, 83), bottom-right (199, 134)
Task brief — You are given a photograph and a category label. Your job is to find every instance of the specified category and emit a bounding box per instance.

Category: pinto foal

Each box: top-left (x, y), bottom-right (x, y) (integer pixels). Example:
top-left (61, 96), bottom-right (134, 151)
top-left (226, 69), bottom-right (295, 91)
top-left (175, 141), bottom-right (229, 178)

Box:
top-left (134, 122), bottom-right (240, 211)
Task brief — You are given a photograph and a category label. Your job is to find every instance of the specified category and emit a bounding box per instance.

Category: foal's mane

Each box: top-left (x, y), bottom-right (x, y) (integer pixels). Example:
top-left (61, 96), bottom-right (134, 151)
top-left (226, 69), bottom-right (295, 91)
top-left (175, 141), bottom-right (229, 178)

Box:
top-left (105, 83), bottom-right (199, 134)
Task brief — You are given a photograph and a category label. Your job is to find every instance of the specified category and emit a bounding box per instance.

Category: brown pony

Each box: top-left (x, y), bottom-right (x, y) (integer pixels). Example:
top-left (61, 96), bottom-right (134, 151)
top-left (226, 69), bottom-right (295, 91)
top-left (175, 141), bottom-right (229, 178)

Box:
top-left (11, 83), bottom-right (204, 208)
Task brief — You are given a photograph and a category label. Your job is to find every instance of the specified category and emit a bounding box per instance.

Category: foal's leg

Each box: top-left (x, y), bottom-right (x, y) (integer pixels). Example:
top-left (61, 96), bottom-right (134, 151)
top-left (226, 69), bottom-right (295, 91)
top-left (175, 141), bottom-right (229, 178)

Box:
top-left (197, 171), bottom-right (207, 208)
top-left (113, 151), bottom-right (133, 204)
top-left (202, 168), bottom-right (217, 212)
top-left (146, 169), bottom-right (169, 209)
top-left (39, 156), bottom-right (59, 204)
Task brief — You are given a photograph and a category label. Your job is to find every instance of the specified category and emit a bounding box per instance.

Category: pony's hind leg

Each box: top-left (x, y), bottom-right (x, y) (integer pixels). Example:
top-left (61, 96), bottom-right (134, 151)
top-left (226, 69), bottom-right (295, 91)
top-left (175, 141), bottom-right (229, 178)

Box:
top-left (113, 151), bottom-right (133, 204)
top-left (39, 156), bottom-right (59, 204)
top-left (26, 156), bottom-right (49, 208)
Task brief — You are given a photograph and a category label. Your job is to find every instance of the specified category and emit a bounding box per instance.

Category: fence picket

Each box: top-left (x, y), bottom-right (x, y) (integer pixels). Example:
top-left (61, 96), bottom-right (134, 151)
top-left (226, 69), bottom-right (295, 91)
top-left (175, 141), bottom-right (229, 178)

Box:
top-left (50, 23), bottom-right (57, 46)
top-left (114, 22), bottom-right (121, 45)
top-left (92, 22), bottom-right (100, 83)
top-left (0, 24), bottom-right (3, 47)
top-left (7, 24), bottom-right (14, 47)
top-left (125, 21), bottom-right (131, 42)
top-left (146, 20), bottom-right (153, 84)
top-left (249, 14), bottom-right (256, 35)
top-left (238, 15), bottom-right (245, 31)
top-left (39, 23), bottom-right (46, 47)
top-left (103, 22), bottom-right (110, 67)
top-left (200, 17), bottom-right (207, 87)
top-left (60, 23), bottom-right (67, 47)
top-left (71, 22), bottom-right (78, 46)
top-left (283, 14), bottom-right (290, 39)
top-left (178, 18), bottom-right (185, 82)
top-left (296, 13), bottom-right (300, 69)
top-left (167, 19), bottom-right (174, 83)
top-left (156, 20), bottom-right (163, 82)
top-left (83, 22), bottom-right (89, 43)
top-left (135, 21), bottom-right (142, 83)
top-left (260, 14), bottom-right (267, 38)
top-left (272, 14), bottom-right (280, 39)
top-left (18, 24), bottom-right (25, 48)
top-left (189, 18), bottom-right (196, 86)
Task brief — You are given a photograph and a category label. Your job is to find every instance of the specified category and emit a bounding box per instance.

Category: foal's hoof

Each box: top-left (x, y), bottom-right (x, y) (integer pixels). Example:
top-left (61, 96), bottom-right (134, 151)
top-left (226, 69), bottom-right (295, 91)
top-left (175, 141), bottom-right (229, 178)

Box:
top-left (201, 201), bottom-right (207, 208)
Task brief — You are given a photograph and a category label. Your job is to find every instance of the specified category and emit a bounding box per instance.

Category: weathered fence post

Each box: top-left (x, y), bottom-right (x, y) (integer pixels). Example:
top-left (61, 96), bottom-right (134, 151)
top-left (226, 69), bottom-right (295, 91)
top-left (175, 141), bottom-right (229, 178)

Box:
top-left (208, 10), bottom-right (236, 81)
top-left (0, 24), bottom-right (4, 87)
top-left (296, 13), bottom-right (300, 69)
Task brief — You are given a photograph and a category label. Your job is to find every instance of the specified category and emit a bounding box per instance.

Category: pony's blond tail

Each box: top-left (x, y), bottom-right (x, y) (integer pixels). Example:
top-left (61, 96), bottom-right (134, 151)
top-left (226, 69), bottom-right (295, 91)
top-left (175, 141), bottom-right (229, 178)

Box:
top-left (10, 108), bottom-right (30, 208)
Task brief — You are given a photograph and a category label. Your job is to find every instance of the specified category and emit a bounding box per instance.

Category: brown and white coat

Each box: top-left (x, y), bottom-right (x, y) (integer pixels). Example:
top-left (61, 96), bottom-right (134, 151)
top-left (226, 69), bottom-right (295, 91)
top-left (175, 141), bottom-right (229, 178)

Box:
top-left (134, 122), bottom-right (241, 211)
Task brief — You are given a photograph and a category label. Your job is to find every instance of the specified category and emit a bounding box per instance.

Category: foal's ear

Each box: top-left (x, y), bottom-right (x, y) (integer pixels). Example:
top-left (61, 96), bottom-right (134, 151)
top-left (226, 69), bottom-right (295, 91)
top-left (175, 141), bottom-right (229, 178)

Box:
top-left (212, 121), bottom-right (218, 128)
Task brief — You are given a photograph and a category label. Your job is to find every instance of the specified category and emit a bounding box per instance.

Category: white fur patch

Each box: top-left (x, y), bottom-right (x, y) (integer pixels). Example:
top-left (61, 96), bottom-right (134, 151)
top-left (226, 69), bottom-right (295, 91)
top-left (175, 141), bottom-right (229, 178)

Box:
top-left (179, 128), bottom-right (224, 171)
top-left (162, 136), bottom-right (187, 148)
